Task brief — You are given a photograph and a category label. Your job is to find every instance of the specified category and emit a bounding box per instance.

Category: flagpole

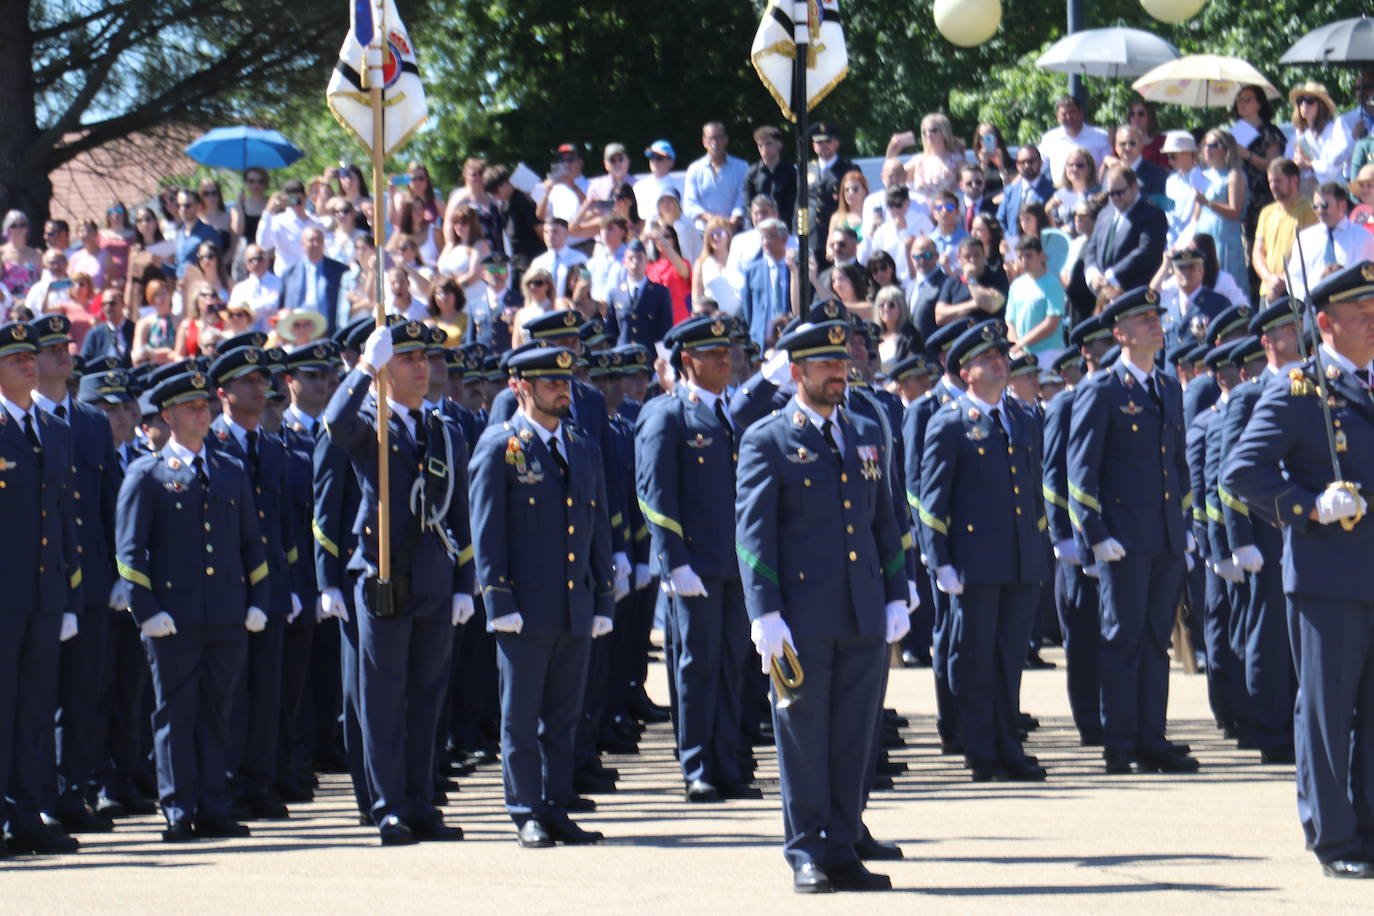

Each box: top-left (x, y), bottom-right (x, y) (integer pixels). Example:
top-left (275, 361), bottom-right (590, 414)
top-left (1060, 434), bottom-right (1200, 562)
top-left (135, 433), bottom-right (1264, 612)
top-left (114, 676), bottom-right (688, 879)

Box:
top-left (792, 0), bottom-right (811, 316)
top-left (367, 1), bottom-right (392, 595)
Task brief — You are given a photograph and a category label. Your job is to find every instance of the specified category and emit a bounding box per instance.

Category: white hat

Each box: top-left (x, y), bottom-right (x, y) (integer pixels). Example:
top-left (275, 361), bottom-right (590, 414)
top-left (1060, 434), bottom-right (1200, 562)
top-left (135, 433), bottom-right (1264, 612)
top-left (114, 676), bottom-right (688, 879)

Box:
top-left (1160, 130), bottom-right (1197, 154)
top-left (276, 309), bottom-right (327, 344)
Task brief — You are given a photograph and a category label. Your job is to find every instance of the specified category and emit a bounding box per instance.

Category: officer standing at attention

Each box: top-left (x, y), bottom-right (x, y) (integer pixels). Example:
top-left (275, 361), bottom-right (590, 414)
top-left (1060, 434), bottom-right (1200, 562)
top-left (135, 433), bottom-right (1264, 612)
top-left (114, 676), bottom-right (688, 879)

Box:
top-left (1224, 262), bottom-right (1374, 879)
top-left (1067, 287), bottom-right (1200, 775)
top-left (116, 367), bottom-right (267, 842)
top-left (636, 315), bottom-right (753, 802)
top-left (468, 345), bottom-right (615, 849)
top-left (323, 321), bottom-right (475, 846)
top-left (921, 320), bottom-right (1051, 782)
top-left (0, 321), bottom-right (81, 856)
top-left (735, 320), bottom-right (908, 894)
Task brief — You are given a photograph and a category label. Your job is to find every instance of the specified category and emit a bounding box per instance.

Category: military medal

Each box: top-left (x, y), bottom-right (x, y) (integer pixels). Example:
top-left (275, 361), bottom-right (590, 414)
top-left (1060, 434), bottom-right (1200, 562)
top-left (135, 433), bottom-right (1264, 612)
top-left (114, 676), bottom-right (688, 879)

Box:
top-left (505, 436), bottom-right (528, 475)
top-left (1335, 429), bottom-right (1349, 453)
top-left (857, 444), bottom-right (880, 480)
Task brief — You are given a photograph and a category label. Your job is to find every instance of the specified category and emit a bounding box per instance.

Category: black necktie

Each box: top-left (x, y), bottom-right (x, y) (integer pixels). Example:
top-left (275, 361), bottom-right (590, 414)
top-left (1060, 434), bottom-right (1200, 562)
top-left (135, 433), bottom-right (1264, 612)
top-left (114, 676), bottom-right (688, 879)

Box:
top-left (990, 407), bottom-right (1007, 439)
top-left (821, 418), bottom-right (841, 462)
top-left (714, 399), bottom-right (735, 451)
top-left (1145, 375), bottom-right (1164, 413)
top-left (22, 412), bottom-right (41, 461)
top-left (118, 445), bottom-right (128, 471)
top-left (1357, 368), bottom-right (1370, 387)
top-left (55, 404), bottom-right (66, 420)
top-left (408, 408), bottom-right (427, 452)
top-left (193, 455), bottom-right (209, 489)
top-left (245, 429), bottom-right (259, 472)
top-left (548, 436), bottom-right (569, 479)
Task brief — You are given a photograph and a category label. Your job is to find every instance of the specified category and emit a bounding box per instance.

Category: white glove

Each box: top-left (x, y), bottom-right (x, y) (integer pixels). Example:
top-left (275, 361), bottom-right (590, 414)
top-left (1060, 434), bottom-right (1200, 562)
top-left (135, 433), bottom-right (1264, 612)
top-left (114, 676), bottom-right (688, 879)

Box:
top-left (612, 552), bottom-right (631, 581)
top-left (1083, 563), bottom-right (1100, 578)
top-left (1213, 558), bottom-right (1244, 583)
top-left (245, 607), bottom-right (268, 632)
top-left (489, 612), bottom-right (524, 633)
top-left (319, 587), bottom-right (349, 622)
top-left (591, 615), bottom-right (614, 638)
top-left (1053, 539), bottom-right (1081, 566)
top-left (1232, 544), bottom-right (1264, 573)
top-left (907, 579), bottom-right (921, 612)
top-left (750, 611), bottom-right (794, 675)
top-left (361, 326), bottom-right (393, 371)
top-left (287, 593), bottom-right (303, 624)
top-left (668, 564), bottom-right (709, 598)
top-left (935, 565), bottom-right (963, 596)
top-left (761, 348), bottom-right (791, 385)
top-left (1315, 487), bottom-right (1367, 525)
top-left (885, 601), bottom-right (911, 644)
top-left (141, 612), bottom-right (177, 638)
top-left (452, 593), bottom-right (475, 626)
top-left (108, 579), bottom-right (133, 610)
top-left (1186, 531), bottom-right (1197, 554)
top-left (633, 563), bottom-right (653, 590)
top-left (1091, 538), bottom-right (1127, 564)
top-left (60, 613), bottom-right (79, 642)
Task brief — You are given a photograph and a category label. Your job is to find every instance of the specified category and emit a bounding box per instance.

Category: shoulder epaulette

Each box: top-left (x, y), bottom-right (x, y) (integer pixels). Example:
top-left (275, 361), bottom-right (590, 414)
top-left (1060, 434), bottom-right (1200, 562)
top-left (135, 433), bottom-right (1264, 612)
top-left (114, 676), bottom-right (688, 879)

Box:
top-left (1288, 367), bottom-right (1314, 397)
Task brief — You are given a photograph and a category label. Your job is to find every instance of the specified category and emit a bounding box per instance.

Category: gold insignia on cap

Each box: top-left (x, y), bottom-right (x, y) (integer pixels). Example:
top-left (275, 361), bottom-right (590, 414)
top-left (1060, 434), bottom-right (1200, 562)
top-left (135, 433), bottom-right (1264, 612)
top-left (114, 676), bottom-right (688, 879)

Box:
top-left (827, 325), bottom-right (846, 345)
top-left (564, 312), bottom-right (577, 326)
top-left (314, 345), bottom-right (327, 358)
top-left (823, 302), bottom-right (840, 318)
top-left (49, 316), bottom-right (62, 332)
top-left (1145, 290), bottom-right (1159, 304)
top-left (1363, 264), bottom-right (1374, 282)
top-left (104, 372), bottom-right (118, 384)
top-left (191, 372), bottom-right (206, 389)
top-left (982, 324), bottom-right (995, 340)
top-left (13, 325), bottom-right (26, 340)
top-left (556, 351), bottom-right (573, 368)
top-left (245, 349), bottom-right (260, 363)
top-left (406, 321), bottom-right (422, 338)
top-left (1238, 305), bottom-right (1250, 318)
top-left (711, 320), bottom-right (725, 337)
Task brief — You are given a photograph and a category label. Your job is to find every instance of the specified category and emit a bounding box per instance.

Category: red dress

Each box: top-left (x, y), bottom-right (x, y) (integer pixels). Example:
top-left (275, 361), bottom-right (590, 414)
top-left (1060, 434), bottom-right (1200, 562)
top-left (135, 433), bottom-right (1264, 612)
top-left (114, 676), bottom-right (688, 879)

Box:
top-left (646, 258), bottom-right (691, 325)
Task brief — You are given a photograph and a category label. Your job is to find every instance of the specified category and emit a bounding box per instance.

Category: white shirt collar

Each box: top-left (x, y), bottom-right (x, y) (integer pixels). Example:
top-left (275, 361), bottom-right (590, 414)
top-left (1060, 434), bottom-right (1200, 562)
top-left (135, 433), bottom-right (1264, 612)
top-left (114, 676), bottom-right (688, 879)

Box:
top-left (31, 390), bottom-right (70, 416)
top-left (0, 394), bottom-right (38, 431)
top-left (796, 400), bottom-right (843, 451)
top-left (966, 392), bottom-right (1011, 432)
top-left (387, 398), bottom-right (420, 439)
top-left (285, 404), bottom-right (318, 431)
top-left (1120, 356), bottom-right (1155, 387)
top-left (223, 415), bottom-right (256, 451)
top-left (518, 408), bottom-right (565, 455)
top-left (166, 436), bottom-right (208, 473)
top-left (684, 380), bottom-right (724, 413)
top-left (1320, 343), bottom-right (1370, 376)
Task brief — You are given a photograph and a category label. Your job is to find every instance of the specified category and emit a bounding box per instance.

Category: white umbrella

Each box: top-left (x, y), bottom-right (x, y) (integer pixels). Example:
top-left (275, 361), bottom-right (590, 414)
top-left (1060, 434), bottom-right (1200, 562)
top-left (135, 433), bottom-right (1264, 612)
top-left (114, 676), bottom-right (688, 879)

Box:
top-left (1036, 27), bottom-right (1181, 79)
top-left (1131, 54), bottom-right (1281, 108)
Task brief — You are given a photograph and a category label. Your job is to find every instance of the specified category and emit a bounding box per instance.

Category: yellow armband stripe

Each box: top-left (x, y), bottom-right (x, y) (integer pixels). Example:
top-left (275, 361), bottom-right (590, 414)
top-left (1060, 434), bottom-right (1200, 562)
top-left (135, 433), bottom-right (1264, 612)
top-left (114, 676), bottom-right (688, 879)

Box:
top-left (117, 560), bottom-right (151, 590)
top-left (312, 519), bottom-right (339, 558)
top-left (637, 498), bottom-right (683, 537)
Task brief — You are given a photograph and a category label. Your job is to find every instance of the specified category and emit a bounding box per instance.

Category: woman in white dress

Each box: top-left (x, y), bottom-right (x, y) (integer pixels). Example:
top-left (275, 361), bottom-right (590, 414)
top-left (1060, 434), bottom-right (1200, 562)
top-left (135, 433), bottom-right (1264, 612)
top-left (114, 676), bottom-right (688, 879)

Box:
top-left (436, 204), bottom-right (490, 306)
top-left (691, 216), bottom-right (742, 314)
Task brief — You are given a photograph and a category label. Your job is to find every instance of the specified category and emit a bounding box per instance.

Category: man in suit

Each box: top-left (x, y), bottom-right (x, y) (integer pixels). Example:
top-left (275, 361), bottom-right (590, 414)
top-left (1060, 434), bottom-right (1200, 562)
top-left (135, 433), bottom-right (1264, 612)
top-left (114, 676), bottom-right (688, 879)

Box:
top-left (738, 218), bottom-right (793, 349)
top-left (606, 240), bottom-right (673, 348)
top-left (907, 235), bottom-right (948, 341)
top-left (1224, 263), bottom-right (1374, 878)
top-left (996, 145), bottom-right (1055, 242)
top-left (736, 319), bottom-right (907, 893)
top-left (1084, 165), bottom-right (1168, 297)
top-left (1067, 287), bottom-right (1199, 775)
top-left (921, 320), bottom-right (1051, 782)
top-left (807, 122), bottom-right (858, 271)
top-left (322, 320), bottom-right (475, 846)
top-left (1114, 126), bottom-right (1168, 201)
top-left (278, 226), bottom-right (347, 335)
top-left (468, 344), bottom-right (614, 848)
top-left (79, 289), bottom-right (134, 365)
top-left (958, 164), bottom-right (998, 233)
top-left (116, 366), bottom-right (267, 843)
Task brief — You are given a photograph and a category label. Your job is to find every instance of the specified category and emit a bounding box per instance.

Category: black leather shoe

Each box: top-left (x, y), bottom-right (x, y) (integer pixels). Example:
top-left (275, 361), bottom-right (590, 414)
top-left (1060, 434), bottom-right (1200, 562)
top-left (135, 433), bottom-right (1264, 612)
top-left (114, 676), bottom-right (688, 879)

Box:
top-left (1018, 713), bottom-right (1040, 730)
top-left (566, 796), bottom-right (597, 813)
top-left (1024, 652), bottom-right (1056, 670)
top-left (685, 779), bottom-right (722, 803)
top-left (1166, 741), bottom-right (1192, 755)
top-left (161, 820), bottom-right (196, 843)
top-left (717, 780), bottom-right (763, 800)
top-left (900, 649), bottom-right (931, 668)
top-left (378, 815), bottom-right (416, 846)
top-left (583, 760), bottom-right (619, 781)
top-left (1137, 750), bottom-right (1200, 774)
top-left (871, 775), bottom-right (895, 791)
top-left (52, 804), bottom-right (115, 834)
top-left (194, 817), bottom-right (251, 839)
top-left (939, 738), bottom-right (963, 755)
top-left (876, 758), bottom-right (908, 775)
top-left (884, 709), bottom-right (909, 728)
top-left (10, 825), bottom-right (80, 854)
top-left (1104, 752), bottom-right (1135, 775)
top-left (855, 836), bottom-right (904, 860)
top-left (1323, 858), bottom-right (1374, 878)
top-left (517, 820), bottom-right (555, 848)
top-left (1079, 734), bottom-right (1105, 747)
top-left (598, 735), bottom-right (639, 755)
top-left (243, 795), bottom-right (289, 820)
top-left (0, 834), bottom-right (9, 858)
top-left (94, 796), bottom-right (128, 819)
top-left (410, 818), bottom-right (464, 841)
top-left (574, 772), bottom-right (617, 794)
top-left (793, 863), bottom-right (834, 894)
top-left (545, 818), bottom-right (603, 844)
top-left (1261, 745), bottom-right (1296, 765)
top-left (1001, 760), bottom-right (1048, 781)
top-left (828, 860), bottom-right (893, 891)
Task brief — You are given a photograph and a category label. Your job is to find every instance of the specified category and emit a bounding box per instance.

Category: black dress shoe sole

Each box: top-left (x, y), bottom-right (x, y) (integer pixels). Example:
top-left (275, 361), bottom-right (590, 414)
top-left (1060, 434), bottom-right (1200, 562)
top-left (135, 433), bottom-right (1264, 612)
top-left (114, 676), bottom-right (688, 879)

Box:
top-left (855, 842), bottom-right (904, 861)
top-left (1323, 859), bottom-right (1374, 878)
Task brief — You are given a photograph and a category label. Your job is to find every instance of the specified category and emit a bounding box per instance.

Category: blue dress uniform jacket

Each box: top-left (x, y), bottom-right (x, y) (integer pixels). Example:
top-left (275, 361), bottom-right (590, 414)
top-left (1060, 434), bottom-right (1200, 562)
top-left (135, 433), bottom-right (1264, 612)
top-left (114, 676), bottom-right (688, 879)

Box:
top-left (468, 411), bottom-right (615, 636)
top-left (735, 398), bottom-right (907, 636)
top-left (322, 369), bottom-right (475, 600)
top-left (728, 368), bottom-right (794, 431)
top-left (463, 293), bottom-right (516, 353)
top-left (1183, 372), bottom-right (1219, 430)
top-left (312, 427), bottom-right (361, 595)
top-left (1067, 364), bottom-right (1190, 555)
top-left (1042, 388), bottom-right (1075, 544)
top-left (67, 400), bottom-right (120, 607)
top-left (116, 449), bottom-right (269, 626)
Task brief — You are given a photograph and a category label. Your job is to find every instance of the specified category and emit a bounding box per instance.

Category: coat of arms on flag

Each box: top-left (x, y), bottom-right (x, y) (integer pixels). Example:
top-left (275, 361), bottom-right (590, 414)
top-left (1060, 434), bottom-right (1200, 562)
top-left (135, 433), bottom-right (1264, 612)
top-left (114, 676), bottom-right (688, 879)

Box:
top-left (750, 0), bottom-right (848, 122)
top-left (326, 0), bottom-right (428, 157)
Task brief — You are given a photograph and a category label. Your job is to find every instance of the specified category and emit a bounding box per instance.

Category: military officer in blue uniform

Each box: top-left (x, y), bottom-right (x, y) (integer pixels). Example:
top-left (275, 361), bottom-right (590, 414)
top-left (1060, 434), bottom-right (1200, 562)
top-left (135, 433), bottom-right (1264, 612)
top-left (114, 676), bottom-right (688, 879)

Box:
top-left (1067, 287), bottom-right (1199, 774)
top-left (463, 252), bottom-right (518, 353)
top-left (322, 320), bottom-right (475, 846)
top-left (468, 345), bottom-right (615, 849)
top-left (635, 316), bottom-right (753, 802)
top-left (1223, 263), bottom-right (1374, 878)
top-left (735, 320), bottom-right (908, 893)
top-left (1220, 302), bottom-right (1302, 763)
top-left (0, 321), bottom-right (82, 856)
top-left (1043, 315), bottom-right (1114, 745)
top-left (921, 320), bottom-right (1051, 781)
top-left (116, 368), bottom-right (268, 842)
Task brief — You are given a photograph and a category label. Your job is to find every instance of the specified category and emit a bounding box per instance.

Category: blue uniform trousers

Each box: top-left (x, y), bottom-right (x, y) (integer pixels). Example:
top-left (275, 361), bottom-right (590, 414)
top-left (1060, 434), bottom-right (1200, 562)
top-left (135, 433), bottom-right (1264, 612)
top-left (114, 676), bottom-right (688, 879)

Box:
top-left (278, 613), bottom-right (315, 792)
top-left (949, 584), bottom-right (1039, 766)
top-left (1288, 595), bottom-right (1374, 864)
top-left (1097, 552), bottom-right (1184, 756)
top-left (1225, 577), bottom-right (1253, 739)
top-left (672, 577), bottom-right (749, 785)
top-left (336, 592), bottom-right (372, 818)
top-left (772, 632), bottom-right (885, 873)
top-left (496, 631), bottom-right (591, 825)
top-left (449, 595), bottom-right (497, 755)
top-left (901, 565), bottom-right (935, 660)
top-left (230, 616), bottom-right (284, 800)
top-left (144, 625), bottom-right (247, 825)
top-left (1203, 568), bottom-right (1243, 732)
top-left (308, 618), bottom-right (342, 764)
top-left (1245, 523), bottom-right (1295, 750)
top-left (0, 609), bottom-right (62, 834)
top-left (355, 587), bottom-right (451, 826)
top-left (1055, 561), bottom-right (1101, 741)
top-left (95, 610), bottom-right (149, 803)
top-left (55, 602), bottom-right (112, 810)
top-left (574, 618), bottom-right (616, 774)
top-left (930, 587), bottom-right (958, 742)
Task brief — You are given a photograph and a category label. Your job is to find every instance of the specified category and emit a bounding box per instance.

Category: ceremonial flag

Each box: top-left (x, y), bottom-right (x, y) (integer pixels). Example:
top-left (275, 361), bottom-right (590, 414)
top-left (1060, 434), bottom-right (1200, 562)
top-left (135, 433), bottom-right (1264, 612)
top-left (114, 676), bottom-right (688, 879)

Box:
top-left (750, 0), bottom-right (848, 122)
top-left (326, 0), bottom-right (428, 157)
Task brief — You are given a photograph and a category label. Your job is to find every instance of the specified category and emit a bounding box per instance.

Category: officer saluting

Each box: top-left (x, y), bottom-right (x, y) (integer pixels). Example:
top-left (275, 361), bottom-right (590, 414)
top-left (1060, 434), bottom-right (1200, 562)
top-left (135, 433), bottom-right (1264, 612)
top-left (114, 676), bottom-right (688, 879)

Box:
top-left (735, 320), bottom-right (908, 894)
top-left (468, 344), bottom-right (615, 849)
top-left (1067, 287), bottom-right (1199, 775)
top-left (1223, 263), bottom-right (1374, 879)
top-left (116, 366), bottom-right (268, 842)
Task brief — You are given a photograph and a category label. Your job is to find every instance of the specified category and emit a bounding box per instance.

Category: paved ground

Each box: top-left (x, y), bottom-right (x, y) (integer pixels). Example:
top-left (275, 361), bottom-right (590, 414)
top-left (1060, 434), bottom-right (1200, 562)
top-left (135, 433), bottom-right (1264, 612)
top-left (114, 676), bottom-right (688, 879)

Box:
top-left (5, 648), bottom-right (1366, 914)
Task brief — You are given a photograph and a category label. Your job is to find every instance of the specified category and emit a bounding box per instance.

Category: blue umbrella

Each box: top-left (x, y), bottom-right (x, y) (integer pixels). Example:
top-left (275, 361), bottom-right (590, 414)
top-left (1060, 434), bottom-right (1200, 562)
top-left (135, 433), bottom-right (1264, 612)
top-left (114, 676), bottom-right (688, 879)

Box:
top-left (184, 126), bottom-right (304, 171)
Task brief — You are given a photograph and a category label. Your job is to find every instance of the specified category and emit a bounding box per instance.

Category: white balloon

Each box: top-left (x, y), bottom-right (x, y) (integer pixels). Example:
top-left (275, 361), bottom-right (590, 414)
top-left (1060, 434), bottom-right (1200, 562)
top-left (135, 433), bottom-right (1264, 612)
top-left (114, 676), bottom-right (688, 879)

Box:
top-left (934, 0), bottom-right (1003, 48)
top-left (1140, 0), bottom-right (1206, 25)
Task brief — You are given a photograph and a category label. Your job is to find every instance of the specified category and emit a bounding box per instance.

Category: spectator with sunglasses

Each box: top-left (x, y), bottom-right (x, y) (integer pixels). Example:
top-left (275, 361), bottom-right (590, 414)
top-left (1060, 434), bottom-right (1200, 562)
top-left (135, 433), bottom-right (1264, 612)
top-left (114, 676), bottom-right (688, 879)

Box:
top-left (997, 144), bottom-right (1055, 243)
top-left (1, 210), bottom-right (42, 297)
top-left (1124, 98), bottom-right (1167, 170)
top-left (230, 167), bottom-right (272, 250)
top-left (906, 234), bottom-right (948, 341)
top-left (1286, 82), bottom-right (1352, 190)
top-left (926, 190), bottom-right (968, 274)
top-left (228, 244), bottom-right (283, 331)
top-left (636, 140), bottom-right (685, 224)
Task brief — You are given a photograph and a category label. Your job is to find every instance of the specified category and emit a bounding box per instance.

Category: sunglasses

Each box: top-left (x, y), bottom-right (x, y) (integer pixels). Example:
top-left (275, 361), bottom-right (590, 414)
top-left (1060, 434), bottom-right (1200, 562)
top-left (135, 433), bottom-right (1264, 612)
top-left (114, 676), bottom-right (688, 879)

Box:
top-left (201, 189), bottom-right (220, 196)
top-left (485, 265), bottom-right (508, 275)
top-left (528, 278), bottom-right (549, 287)
top-left (1067, 161), bottom-right (1087, 169)
top-left (1106, 187), bottom-right (1129, 198)
top-left (245, 255), bottom-right (265, 263)
top-left (245, 176), bottom-right (267, 185)
top-left (1298, 96), bottom-right (1320, 106)
top-left (914, 251), bottom-right (936, 261)
top-left (649, 153), bottom-right (669, 161)
top-left (934, 203), bottom-right (957, 212)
